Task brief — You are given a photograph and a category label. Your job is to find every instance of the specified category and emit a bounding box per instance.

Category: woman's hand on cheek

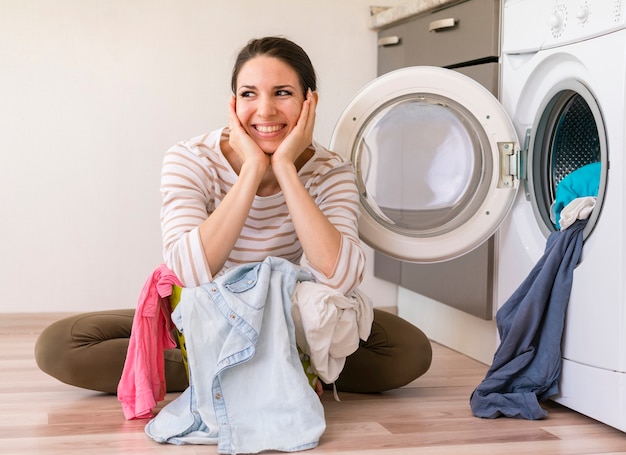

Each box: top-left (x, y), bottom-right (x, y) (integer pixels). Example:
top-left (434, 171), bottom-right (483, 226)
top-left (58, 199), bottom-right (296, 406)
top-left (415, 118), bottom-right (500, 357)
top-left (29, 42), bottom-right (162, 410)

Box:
top-left (272, 89), bottom-right (317, 166)
top-left (228, 96), bottom-right (270, 169)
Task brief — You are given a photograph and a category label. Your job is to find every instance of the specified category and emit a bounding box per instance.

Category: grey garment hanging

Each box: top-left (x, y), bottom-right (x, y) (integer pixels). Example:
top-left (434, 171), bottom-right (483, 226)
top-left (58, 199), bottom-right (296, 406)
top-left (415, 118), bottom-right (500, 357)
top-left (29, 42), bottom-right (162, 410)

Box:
top-left (470, 219), bottom-right (587, 420)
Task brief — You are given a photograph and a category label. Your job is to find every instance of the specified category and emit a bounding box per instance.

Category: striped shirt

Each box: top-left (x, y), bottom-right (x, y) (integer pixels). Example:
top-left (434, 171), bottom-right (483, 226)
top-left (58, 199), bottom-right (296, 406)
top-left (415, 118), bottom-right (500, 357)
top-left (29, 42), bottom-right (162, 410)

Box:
top-left (160, 128), bottom-right (365, 294)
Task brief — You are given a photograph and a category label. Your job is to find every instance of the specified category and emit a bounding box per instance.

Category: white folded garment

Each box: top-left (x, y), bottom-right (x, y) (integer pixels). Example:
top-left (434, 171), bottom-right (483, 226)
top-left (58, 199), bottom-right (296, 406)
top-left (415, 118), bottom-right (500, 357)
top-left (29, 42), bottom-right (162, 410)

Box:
top-left (559, 196), bottom-right (596, 231)
top-left (292, 282), bottom-right (373, 384)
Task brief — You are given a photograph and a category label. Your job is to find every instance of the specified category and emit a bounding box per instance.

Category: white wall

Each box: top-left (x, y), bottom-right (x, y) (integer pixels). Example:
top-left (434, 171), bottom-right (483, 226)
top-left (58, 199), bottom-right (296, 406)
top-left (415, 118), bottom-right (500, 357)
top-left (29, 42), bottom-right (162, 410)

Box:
top-left (0, 0), bottom-right (403, 313)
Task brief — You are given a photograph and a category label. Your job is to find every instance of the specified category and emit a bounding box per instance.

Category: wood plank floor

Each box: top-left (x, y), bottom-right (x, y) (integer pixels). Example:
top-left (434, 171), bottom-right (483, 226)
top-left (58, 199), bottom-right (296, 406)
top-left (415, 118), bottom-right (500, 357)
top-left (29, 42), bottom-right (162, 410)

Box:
top-left (3, 312), bottom-right (626, 455)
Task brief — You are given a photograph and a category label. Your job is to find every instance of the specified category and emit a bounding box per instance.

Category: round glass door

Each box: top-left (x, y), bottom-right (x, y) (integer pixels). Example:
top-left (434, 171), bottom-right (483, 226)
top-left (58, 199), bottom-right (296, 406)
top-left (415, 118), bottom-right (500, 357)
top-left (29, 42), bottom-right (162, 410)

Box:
top-left (330, 67), bottom-right (520, 262)
top-left (354, 93), bottom-right (491, 237)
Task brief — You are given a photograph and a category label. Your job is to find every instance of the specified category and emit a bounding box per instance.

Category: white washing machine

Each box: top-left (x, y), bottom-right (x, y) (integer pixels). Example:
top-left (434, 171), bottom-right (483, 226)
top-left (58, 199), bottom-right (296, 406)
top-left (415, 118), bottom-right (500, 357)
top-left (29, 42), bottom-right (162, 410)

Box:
top-left (330, 0), bottom-right (626, 433)
top-left (498, 0), bottom-right (626, 432)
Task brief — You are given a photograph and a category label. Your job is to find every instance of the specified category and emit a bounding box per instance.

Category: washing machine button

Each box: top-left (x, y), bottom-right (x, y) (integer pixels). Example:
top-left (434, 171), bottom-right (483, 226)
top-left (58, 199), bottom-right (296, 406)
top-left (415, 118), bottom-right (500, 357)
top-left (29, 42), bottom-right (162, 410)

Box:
top-left (576, 5), bottom-right (590, 23)
top-left (549, 4), bottom-right (568, 37)
top-left (549, 12), bottom-right (564, 32)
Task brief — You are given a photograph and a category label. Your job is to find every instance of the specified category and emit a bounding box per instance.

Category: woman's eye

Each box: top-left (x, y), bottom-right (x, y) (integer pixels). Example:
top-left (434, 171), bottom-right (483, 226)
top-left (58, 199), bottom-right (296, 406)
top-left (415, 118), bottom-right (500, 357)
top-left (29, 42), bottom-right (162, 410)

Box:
top-left (276, 90), bottom-right (292, 97)
top-left (239, 91), bottom-right (254, 98)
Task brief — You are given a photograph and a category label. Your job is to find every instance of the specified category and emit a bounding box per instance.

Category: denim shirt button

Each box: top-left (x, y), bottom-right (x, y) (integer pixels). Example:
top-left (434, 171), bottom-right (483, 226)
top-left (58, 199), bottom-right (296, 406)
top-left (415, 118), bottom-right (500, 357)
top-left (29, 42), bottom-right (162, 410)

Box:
top-left (229, 313), bottom-right (236, 320)
top-left (211, 287), bottom-right (217, 293)
top-left (215, 393), bottom-right (222, 400)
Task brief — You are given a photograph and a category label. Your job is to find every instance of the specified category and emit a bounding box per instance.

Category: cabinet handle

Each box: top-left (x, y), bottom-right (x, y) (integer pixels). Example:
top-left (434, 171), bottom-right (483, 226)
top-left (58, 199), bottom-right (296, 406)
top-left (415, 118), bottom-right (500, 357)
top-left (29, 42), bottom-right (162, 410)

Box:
top-left (429, 18), bottom-right (457, 32)
top-left (377, 36), bottom-right (401, 47)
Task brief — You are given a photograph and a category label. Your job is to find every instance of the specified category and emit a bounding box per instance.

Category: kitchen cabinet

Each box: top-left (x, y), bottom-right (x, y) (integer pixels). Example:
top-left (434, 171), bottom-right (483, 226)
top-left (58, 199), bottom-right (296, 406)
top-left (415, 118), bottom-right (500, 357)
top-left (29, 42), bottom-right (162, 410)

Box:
top-left (377, 0), bottom-right (500, 96)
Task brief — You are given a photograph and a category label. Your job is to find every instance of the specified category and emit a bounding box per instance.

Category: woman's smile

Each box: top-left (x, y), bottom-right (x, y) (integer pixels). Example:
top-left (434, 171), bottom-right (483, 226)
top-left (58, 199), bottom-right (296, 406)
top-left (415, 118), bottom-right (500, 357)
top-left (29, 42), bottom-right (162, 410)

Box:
top-left (254, 123), bottom-right (285, 134)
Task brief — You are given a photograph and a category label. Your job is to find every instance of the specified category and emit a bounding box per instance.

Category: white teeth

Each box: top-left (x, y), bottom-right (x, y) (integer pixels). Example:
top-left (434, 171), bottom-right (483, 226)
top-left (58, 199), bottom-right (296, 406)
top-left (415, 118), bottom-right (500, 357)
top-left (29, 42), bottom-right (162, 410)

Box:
top-left (256, 125), bottom-right (282, 133)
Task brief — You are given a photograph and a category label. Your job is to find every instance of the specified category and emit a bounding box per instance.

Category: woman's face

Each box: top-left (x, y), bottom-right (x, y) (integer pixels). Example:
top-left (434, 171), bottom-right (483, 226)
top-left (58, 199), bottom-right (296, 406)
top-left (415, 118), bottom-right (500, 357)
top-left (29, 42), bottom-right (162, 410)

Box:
top-left (234, 55), bottom-right (305, 154)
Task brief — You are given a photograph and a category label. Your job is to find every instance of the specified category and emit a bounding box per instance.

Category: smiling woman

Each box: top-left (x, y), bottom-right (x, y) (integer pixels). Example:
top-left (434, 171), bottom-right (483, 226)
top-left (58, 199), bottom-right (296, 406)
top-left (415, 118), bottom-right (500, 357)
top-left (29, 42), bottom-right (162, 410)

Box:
top-left (34, 36), bottom-right (432, 440)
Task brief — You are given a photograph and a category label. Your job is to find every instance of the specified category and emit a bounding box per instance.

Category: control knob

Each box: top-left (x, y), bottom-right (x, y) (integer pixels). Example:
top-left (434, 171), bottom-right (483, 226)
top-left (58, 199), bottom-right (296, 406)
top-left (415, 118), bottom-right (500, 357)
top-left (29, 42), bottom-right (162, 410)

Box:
top-left (549, 11), bottom-right (564, 32)
top-left (576, 5), bottom-right (590, 23)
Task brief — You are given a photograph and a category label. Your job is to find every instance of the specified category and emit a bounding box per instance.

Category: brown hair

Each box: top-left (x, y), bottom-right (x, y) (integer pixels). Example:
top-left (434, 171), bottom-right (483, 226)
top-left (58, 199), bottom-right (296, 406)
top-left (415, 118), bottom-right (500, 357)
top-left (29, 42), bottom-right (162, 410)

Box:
top-left (231, 36), bottom-right (317, 96)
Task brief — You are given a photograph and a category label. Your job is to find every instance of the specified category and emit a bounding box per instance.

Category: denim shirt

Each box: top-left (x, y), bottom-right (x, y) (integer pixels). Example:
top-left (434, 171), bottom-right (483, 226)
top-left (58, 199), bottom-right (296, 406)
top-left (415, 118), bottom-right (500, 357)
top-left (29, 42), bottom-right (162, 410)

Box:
top-left (145, 257), bottom-right (326, 454)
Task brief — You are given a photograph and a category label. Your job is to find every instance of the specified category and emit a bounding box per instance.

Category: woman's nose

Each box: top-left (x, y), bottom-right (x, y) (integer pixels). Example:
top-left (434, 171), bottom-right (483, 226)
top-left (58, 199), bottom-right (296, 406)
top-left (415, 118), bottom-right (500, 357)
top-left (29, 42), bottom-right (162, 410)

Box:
top-left (257, 95), bottom-right (277, 117)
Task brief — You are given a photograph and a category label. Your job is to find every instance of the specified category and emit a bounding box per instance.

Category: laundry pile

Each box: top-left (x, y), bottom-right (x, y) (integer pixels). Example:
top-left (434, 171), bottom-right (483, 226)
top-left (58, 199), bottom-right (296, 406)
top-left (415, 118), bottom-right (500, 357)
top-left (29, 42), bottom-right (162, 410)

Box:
top-left (118, 256), bottom-right (372, 454)
top-left (470, 162), bottom-right (600, 420)
top-left (144, 258), bottom-right (326, 454)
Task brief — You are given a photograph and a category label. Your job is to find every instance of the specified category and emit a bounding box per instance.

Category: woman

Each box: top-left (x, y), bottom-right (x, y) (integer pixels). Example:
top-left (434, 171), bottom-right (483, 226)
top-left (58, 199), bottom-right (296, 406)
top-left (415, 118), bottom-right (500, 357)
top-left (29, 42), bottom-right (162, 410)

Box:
top-left (35, 36), bottom-right (432, 396)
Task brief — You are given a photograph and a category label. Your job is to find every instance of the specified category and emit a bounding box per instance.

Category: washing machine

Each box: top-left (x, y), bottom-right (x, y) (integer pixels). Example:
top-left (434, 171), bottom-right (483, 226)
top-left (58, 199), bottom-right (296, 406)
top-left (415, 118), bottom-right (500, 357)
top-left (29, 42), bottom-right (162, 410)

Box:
top-left (330, 0), bottom-right (626, 433)
top-left (497, 0), bottom-right (626, 432)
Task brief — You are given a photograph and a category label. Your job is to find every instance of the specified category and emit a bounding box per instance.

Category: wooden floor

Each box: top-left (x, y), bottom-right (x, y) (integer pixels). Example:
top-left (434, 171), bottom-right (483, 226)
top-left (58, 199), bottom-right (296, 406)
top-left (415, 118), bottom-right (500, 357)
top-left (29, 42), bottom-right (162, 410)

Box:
top-left (3, 313), bottom-right (626, 455)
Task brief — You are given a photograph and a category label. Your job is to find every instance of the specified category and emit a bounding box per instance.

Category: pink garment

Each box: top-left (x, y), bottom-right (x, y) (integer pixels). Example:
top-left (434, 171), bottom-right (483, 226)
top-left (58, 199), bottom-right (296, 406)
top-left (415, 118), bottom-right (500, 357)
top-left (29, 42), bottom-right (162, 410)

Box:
top-left (117, 264), bottom-right (182, 420)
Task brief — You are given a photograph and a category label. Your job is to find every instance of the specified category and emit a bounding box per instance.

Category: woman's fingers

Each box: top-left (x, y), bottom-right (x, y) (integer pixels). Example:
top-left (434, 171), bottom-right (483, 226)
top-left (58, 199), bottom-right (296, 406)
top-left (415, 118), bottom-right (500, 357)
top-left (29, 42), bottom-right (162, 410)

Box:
top-left (229, 96), bottom-right (261, 154)
top-left (302, 89), bottom-right (317, 139)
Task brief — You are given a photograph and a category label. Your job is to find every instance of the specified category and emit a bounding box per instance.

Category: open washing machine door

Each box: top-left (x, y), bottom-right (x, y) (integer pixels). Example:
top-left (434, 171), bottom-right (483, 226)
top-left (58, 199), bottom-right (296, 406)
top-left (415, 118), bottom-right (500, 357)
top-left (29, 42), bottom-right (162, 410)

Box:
top-left (330, 66), bottom-right (520, 263)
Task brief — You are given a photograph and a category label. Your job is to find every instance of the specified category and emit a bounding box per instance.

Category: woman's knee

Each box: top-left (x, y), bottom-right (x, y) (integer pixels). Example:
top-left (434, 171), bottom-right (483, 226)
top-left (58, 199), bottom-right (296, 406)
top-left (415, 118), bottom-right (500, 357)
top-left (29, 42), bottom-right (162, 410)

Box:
top-left (371, 310), bottom-right (432, 387)
top-left (34, 310), bottom-right (135, 393)
top-left (374, 309), bottom-right (432, 378)
top-left (336, 309), bottom-right (432, 393)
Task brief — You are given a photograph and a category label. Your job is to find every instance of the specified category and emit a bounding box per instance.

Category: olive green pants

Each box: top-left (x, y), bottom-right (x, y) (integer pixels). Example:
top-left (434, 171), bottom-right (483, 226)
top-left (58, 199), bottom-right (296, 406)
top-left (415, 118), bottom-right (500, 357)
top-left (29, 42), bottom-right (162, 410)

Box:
top-left (35, 308), bottom-right (432, 394)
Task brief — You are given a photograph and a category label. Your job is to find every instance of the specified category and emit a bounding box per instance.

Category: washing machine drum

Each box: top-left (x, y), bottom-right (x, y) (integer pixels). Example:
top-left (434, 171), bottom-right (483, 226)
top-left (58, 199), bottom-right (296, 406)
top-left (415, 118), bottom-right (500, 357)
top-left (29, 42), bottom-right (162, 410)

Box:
top-left (330, 66), bottom-right (520, 263)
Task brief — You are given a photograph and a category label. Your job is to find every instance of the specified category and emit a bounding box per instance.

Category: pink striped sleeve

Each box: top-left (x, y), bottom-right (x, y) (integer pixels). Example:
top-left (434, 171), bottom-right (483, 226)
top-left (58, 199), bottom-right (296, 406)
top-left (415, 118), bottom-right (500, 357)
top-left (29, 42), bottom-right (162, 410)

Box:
top-left (160, 137), bottom-right (218, 287)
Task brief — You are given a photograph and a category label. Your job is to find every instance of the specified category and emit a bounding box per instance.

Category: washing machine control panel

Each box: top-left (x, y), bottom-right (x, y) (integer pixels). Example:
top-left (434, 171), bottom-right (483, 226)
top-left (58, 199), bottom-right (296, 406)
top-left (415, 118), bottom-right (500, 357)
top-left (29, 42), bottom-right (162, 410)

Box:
top-left (503, 0), bottom-right (626, 53)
